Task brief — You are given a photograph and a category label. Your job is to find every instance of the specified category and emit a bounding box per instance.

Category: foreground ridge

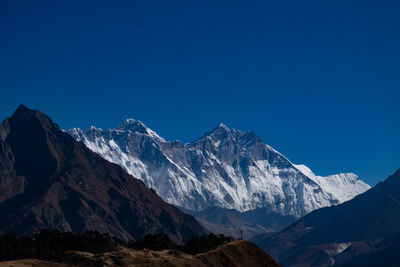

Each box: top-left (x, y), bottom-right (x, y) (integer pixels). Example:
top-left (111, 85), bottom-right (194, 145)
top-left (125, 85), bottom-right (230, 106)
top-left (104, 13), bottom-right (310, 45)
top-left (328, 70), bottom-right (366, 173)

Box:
top-left (0, 240), bottom-right (281, 267)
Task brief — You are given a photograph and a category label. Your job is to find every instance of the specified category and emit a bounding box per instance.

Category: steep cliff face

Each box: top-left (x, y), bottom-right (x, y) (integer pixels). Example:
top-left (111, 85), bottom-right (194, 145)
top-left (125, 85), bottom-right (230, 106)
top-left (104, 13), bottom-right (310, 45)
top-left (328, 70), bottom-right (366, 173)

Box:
top-left (0, 105), bottom-right (206, 243)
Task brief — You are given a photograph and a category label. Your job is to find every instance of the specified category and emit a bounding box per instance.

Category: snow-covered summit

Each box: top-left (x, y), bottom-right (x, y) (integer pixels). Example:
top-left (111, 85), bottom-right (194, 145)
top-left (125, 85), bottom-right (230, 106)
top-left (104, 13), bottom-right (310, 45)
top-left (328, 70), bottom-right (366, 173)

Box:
top-left (66, 121), bottom-right (371, 219)
top-left (293, 164), bottom-right (369, 203)
top-left (115, 118), bottom-right (165, 142)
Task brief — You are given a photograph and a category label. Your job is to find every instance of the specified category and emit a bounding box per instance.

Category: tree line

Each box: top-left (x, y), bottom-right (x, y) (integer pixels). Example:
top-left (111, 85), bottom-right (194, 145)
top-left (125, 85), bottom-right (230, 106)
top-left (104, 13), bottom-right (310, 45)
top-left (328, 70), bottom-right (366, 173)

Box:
top-left (0, 229), bottom-right (233, 262)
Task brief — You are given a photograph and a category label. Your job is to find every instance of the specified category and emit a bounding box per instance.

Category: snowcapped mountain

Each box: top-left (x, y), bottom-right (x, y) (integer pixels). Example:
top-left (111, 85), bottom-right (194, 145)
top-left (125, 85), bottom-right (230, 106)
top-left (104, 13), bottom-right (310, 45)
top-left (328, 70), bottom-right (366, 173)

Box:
top-left (66, 119), bottom-right (370, 234)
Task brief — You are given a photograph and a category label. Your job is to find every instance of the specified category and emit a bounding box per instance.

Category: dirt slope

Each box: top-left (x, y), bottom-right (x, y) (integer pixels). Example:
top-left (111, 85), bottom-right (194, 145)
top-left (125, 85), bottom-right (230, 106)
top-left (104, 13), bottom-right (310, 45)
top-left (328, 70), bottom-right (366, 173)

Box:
top-left (0, 240), bottom-right (281, 267)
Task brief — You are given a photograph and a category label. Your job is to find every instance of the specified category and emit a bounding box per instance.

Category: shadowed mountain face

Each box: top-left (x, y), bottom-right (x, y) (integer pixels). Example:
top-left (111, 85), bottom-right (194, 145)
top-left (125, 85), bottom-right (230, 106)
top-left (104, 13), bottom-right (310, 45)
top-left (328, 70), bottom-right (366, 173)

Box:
top-left (253, 169), bottom-right (400, 267)
top-left (0, 105), bottom-right (206, 243)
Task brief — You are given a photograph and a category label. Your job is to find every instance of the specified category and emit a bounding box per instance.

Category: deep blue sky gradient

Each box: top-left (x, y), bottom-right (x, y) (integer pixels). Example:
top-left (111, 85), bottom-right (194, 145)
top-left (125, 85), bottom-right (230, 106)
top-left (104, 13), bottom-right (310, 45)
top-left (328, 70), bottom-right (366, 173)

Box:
top-left (1, 0), bottom-right (399, 185)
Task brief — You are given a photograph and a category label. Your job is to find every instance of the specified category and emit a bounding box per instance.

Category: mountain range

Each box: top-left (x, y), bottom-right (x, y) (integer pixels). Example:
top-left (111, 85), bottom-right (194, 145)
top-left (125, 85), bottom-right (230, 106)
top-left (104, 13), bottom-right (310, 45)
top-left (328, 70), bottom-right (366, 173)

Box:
top-left (0, 105), bottom-right (206, 243)
top-left (67, 118), bottom-right (370, 237)
top-left (1, 104), bottom-right (399, 266)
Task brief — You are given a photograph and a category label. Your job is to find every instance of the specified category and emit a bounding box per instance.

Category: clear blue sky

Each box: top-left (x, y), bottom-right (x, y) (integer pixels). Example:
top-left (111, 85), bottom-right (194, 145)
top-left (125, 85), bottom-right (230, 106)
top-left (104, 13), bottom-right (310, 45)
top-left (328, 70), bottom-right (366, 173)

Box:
top-left (1, 0), bottom-right (399, 185)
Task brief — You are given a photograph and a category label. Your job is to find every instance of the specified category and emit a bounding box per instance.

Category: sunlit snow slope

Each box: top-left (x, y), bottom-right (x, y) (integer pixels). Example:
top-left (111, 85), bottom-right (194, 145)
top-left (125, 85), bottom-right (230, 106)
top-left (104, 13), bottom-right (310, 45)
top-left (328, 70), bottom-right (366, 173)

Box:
top-left (67, 120), bottom-right (370, 219)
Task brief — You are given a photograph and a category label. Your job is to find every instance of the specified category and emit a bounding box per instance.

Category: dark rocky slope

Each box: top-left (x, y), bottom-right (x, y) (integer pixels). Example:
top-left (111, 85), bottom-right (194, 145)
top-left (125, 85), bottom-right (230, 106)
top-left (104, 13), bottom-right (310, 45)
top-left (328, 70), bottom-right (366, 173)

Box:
top-left (0, 105), bottom-right (206, 243)
top-left (253, 168), bottom-right (400, 266)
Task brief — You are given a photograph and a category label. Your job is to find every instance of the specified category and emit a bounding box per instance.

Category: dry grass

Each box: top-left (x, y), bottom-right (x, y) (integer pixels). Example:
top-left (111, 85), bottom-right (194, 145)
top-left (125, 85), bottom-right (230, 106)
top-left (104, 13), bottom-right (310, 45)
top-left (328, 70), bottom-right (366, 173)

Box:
top-left (0, 259), bottom-right (73, 267)
top-left (0, 240), bottom-right (281, 267)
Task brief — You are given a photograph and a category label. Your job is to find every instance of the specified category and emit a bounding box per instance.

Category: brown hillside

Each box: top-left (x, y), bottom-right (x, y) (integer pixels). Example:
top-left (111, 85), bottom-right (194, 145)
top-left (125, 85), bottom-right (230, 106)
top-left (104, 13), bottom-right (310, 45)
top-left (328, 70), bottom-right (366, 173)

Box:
top-left (0, 240), bottom-right (281, 267)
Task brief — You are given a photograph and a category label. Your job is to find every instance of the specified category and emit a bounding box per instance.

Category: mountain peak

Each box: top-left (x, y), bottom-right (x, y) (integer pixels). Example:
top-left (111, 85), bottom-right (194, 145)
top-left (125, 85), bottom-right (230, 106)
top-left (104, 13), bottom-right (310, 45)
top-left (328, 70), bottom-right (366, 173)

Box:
top-left (10, 104), bottom-right (57, 133)
top-left (217, 122), bottom-right (229, 129)
top-left (12, 104), bottom-right (36, 118)
top-left (117, 118), bottom-right (145, 131)
top-left (192, 123), bottom-right (232, 143)
top-left (15, 104), bottom-right (29, 112)
top-left (116, 119), bottom-right (165, 142)
top-left (209, 123), bottom-right (231, 135)
top-left (124, 118), bottom-right (140, 125)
